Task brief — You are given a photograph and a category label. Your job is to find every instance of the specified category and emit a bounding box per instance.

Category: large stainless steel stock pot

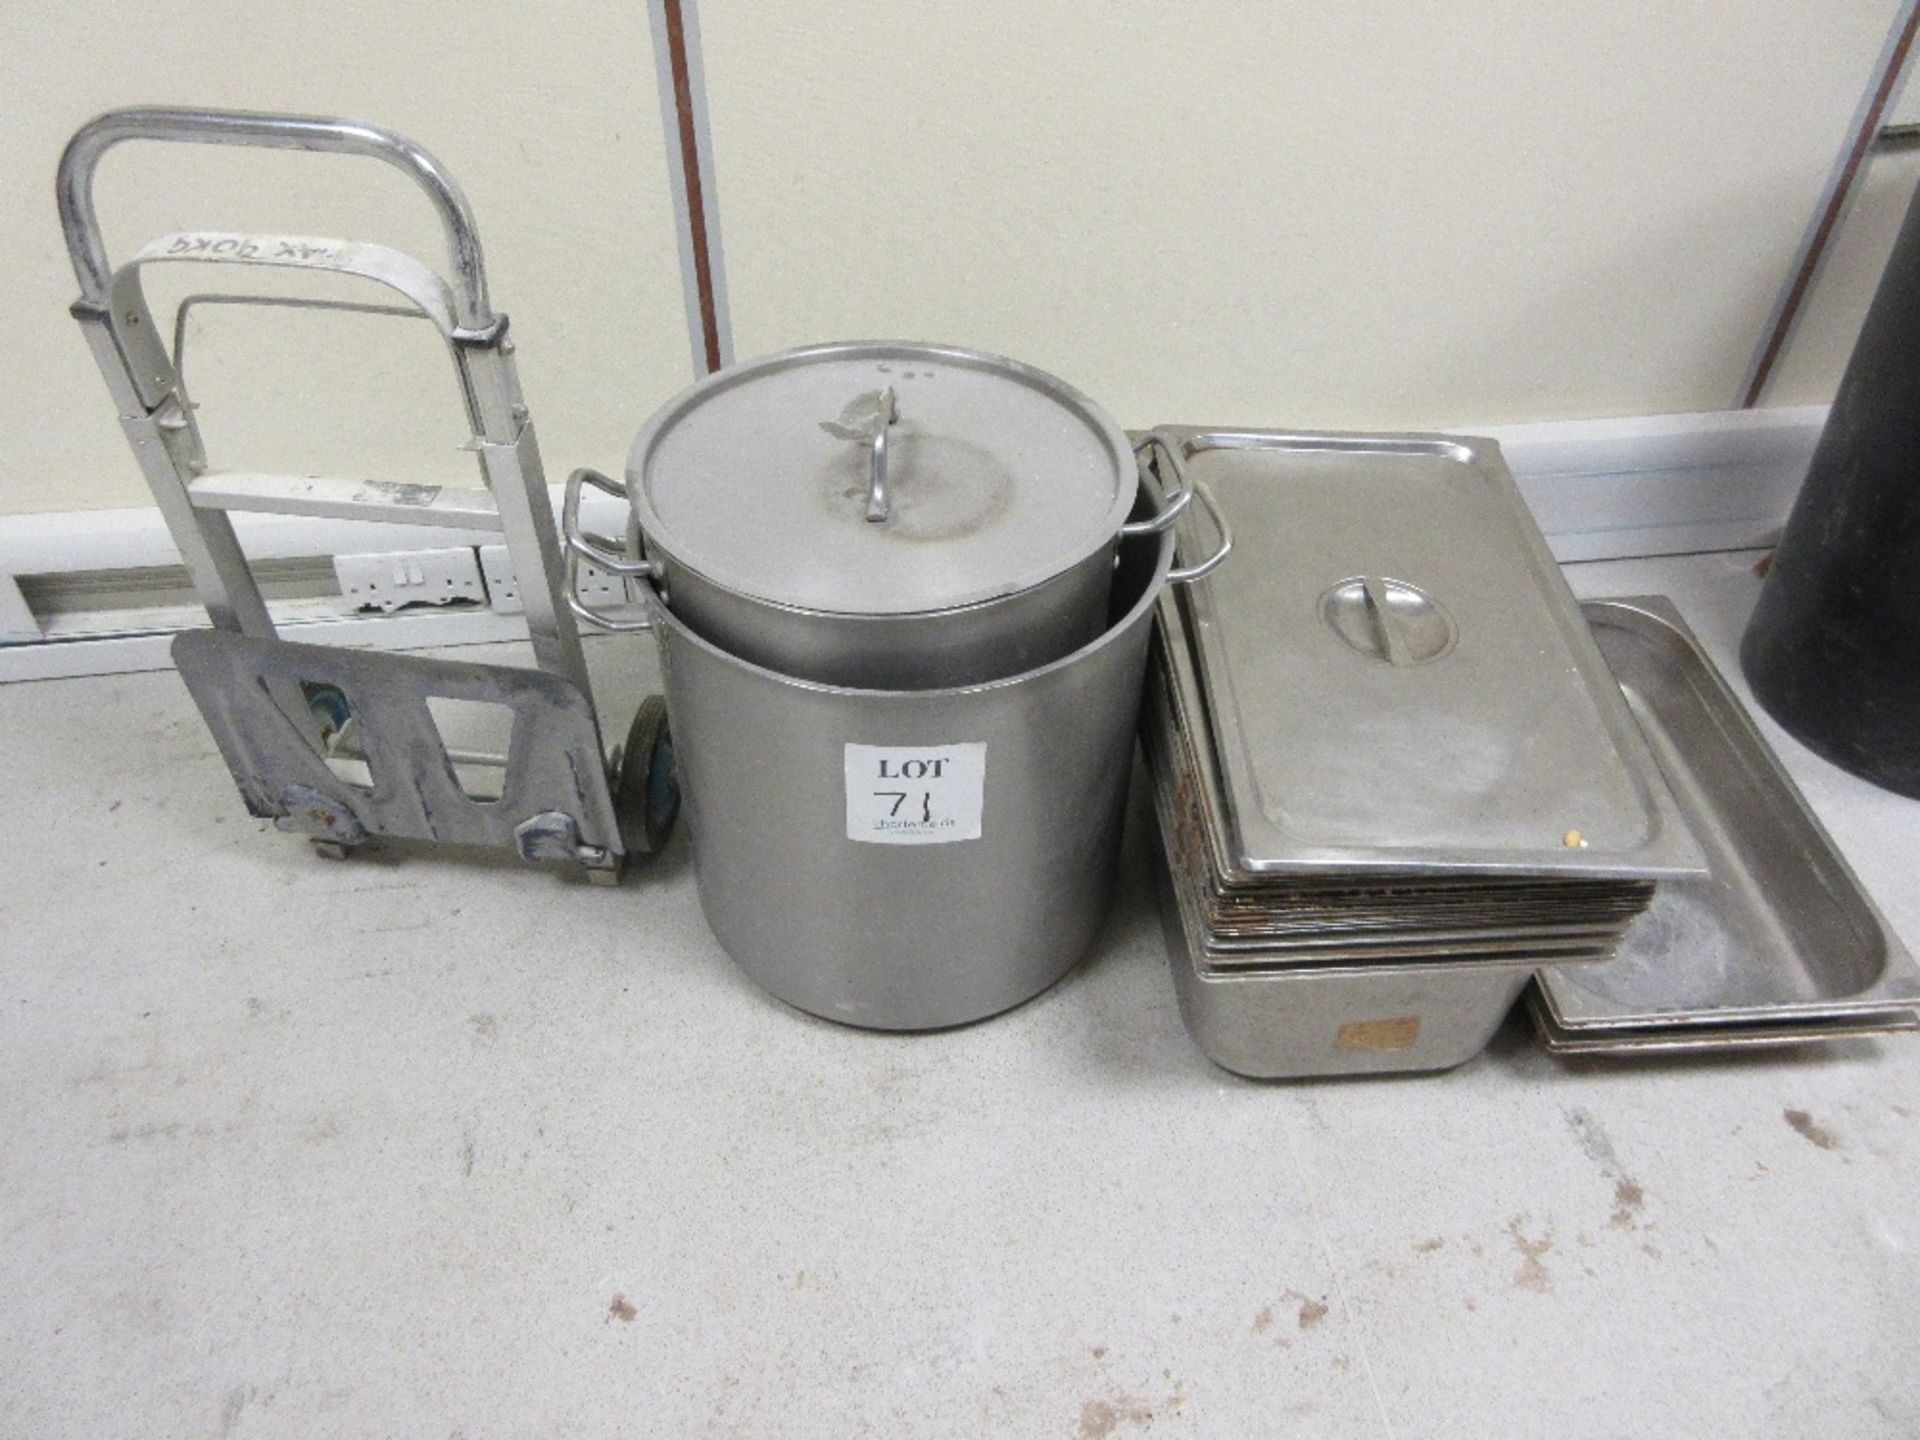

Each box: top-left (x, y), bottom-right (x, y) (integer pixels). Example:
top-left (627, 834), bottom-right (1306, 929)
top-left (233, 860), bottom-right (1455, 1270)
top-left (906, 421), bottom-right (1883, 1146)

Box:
top-left (564, 341), bottom-right (1195, 688)
top-left (646, 479), bottom-right (1226, 1029)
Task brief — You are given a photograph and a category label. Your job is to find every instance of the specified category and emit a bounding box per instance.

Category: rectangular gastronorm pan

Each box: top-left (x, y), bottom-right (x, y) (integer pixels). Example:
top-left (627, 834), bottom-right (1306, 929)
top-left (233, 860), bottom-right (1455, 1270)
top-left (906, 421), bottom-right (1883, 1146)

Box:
top-left (1524, 986), bottom-right (1917, 1054)
top-left (1151, 829), bottom-right (1536, 1077)
top-left (1147, 750), bottom-right (1616, 969)
top-left (1142, 629), bottom-right (1644, 987)
top-left (1145, 687), bottom-right (1621, 963)
top-left (1152, 587), bottom-right (1666, 1013)
top-left (1532, 597), bottom-right (1920, 1040)
top-left (1152, 583), bottom-right (1666, 902)
top-left (1157, 428), bottom-right (1703, 881)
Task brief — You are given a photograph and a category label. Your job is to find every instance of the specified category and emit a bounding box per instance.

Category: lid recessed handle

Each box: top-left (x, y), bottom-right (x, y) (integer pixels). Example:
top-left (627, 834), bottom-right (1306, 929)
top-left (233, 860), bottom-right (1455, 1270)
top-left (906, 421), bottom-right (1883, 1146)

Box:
top-left (866, 385), bottom-right (898, 523)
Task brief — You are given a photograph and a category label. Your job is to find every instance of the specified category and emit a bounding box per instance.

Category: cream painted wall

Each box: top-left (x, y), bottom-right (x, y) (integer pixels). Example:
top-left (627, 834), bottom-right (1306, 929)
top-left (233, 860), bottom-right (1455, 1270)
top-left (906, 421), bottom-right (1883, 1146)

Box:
top-left (0, 1), bottom-right (1904, 519)
top-left (1, 0), bottom-right (691, 517)
top-left (700, 0), bottom-right (1898, 431)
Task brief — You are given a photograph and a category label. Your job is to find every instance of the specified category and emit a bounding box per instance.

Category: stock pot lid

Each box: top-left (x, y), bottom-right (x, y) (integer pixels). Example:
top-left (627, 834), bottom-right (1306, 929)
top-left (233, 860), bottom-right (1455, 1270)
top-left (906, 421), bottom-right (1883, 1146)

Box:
top-left (626, 342), bottom-right (1136, 616)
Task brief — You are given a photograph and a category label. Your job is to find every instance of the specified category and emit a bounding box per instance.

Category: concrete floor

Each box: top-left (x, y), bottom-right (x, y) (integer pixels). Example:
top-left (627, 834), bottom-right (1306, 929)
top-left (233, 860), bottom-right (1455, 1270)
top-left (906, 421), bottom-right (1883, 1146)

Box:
top-left (2, 551), bottom-right (1916, 1438)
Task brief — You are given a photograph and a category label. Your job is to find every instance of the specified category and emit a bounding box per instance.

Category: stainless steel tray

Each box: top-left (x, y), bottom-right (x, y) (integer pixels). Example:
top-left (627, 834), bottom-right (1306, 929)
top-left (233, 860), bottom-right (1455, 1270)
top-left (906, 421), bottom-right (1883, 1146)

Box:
top-left (1152, 832), bottom-right (1535, 1077)
top-left (1159, 427), bottom-right (1702, 880)
top-left (1146, 733), bottom-right (1615, 970)
top-left (1148, 587), bottom-right (1662, 922)
top-left (1525, 986), bottom-right (1918, 1055)
top-left (1532, 597), bottom-right (1920, 1044)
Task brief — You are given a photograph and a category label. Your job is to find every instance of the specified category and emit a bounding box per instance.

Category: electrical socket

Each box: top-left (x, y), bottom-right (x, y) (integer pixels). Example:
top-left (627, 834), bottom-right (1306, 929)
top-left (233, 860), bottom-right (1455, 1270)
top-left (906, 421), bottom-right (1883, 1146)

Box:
top-left (335, 548), bottom-right (485, 613)
top-left (477, 544), bottom-right (522, 614)
top-left (477, 545), bottom-right (630, 616)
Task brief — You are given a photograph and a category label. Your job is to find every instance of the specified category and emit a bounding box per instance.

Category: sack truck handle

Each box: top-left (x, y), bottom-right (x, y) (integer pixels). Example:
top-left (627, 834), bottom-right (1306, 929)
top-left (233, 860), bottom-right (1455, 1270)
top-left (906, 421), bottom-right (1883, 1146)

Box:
top-left (59, 106), bottom-right (491, 330)
top-left (56, 105), bottom-right (592, 701)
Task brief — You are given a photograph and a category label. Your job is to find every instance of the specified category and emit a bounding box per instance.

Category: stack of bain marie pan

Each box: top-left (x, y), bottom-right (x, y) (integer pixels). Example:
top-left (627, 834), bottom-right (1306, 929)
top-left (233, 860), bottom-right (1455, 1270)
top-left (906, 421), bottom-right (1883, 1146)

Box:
top-left (1140, 427), bottom-right (1705, 1079)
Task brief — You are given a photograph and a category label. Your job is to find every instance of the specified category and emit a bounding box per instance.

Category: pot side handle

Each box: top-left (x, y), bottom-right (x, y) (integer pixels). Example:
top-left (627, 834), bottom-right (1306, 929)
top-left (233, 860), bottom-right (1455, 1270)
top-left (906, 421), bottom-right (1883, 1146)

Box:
top-left (1122, 431), bottom-right (1198, 537)
top-left (562, 468), bottom-right (655, 633)
top-left (1167, 479), bottom-right (1233, 585)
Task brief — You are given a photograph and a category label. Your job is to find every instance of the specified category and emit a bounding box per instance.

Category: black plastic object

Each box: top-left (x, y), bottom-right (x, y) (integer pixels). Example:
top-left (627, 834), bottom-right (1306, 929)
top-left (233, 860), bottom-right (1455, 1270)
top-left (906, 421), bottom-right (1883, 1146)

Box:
top-left (613, 694), bottom-right (679, 856)
top-left (1742, 181), bottom-right (1920, 799)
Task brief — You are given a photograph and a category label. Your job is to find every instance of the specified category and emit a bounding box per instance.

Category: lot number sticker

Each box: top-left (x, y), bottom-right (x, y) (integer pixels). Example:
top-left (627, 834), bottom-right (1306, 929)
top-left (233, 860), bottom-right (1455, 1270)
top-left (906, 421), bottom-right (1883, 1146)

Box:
top-left (844, 743), bottom-right (986, 845)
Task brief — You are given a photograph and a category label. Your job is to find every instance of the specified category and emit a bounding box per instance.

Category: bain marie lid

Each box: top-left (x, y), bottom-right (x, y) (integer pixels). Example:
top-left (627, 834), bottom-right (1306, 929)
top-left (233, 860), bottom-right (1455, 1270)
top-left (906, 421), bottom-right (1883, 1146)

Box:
top-left (1159, 426), bottom-right (1705, 879)
top-left (626, 342), bottom-right (1136, 616)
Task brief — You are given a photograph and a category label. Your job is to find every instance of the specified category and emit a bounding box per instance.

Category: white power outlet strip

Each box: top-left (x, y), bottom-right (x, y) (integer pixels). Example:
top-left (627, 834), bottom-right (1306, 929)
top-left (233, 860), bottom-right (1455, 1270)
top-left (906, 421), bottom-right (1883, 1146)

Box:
top-left (335, 548), bottom-right (486, 613)
top-left (477, 544), bottom-right (630, 616)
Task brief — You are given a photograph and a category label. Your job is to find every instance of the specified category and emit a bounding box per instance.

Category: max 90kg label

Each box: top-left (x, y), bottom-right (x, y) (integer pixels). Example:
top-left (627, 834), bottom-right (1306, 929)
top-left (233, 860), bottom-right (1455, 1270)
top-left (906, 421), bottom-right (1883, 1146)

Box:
top-left (844, 743), bottom-right (986, 845)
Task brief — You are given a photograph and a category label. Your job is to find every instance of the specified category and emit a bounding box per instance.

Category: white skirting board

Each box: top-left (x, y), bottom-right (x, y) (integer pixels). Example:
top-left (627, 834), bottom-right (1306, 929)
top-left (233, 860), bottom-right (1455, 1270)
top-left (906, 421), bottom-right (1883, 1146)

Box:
top-left (0, 405), bottom-right (1826, 683)
top-left (1486, 405), bottom-right (1822, 561)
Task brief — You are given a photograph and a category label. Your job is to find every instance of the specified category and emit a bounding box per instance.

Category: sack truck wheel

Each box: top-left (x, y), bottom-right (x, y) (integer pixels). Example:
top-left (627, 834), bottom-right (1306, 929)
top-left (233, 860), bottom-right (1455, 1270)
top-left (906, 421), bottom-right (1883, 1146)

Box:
top-left (614, 694), bottom-right (679, 858)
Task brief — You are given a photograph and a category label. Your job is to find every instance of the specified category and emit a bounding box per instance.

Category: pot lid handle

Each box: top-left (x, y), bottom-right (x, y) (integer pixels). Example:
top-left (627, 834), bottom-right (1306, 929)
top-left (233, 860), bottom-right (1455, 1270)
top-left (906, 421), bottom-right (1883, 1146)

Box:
top-left (819, 387), bottom-right (901, 523)
top-left (866, 385), bottom-right (898, 523)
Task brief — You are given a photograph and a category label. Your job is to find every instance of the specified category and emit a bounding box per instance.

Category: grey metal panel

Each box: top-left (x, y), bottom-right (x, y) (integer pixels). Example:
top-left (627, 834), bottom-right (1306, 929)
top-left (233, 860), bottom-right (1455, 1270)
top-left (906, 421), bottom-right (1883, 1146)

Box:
top-left (171, 631), bottom-right (621, 870)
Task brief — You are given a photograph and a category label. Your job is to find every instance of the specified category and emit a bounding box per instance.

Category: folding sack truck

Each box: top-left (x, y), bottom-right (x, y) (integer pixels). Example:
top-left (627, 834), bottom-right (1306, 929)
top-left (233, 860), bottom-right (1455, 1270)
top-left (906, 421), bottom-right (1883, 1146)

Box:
top-left (57, 106), bottom-right (674, 882)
